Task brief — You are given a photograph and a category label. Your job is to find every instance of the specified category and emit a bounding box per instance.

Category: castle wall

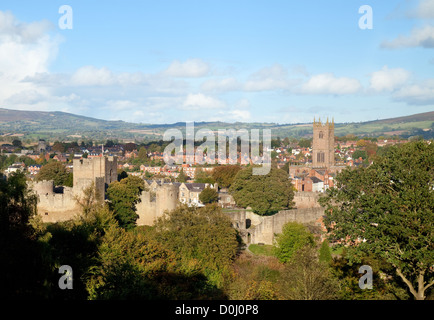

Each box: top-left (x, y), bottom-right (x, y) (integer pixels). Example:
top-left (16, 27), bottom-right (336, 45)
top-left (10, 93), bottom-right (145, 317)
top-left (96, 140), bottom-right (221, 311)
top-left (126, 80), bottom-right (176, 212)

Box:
top-left (293, 192), bottom-right (322, 209)
top-left (73, 156), bottom-right (117, 194)
top-left (136, 191), bottom-right (157, 226)
top-left (136, 184), bottom-right (179, 226)
top-left (35, 184), bottom-right (80, 223)
top-left (228, 206), bottom-right (325, 245)
top-left (33, 156), bottom-right (118, 223)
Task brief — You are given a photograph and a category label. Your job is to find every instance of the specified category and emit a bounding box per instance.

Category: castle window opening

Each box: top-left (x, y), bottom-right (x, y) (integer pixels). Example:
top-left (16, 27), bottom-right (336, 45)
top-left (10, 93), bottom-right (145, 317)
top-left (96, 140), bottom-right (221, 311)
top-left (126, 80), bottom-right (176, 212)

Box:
top-left (246, 219), bottom-right (251, 229)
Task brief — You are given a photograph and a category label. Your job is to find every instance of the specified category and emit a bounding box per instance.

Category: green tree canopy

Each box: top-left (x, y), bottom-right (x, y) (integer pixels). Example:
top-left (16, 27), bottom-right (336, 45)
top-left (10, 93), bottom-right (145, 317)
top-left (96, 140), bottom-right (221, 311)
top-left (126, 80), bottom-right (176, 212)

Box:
top-left (177, 168), bottom-right (188, 183)
top-left (199, 186), bottom-right (219, 204)
top-left (273, 221), bottom-right (315, 263)
top-left (229, 167), bottom-right (295, 215)
top-left (0, 172), bottom-right (48, 298)
top-left (211, 165), bottom-right (242, 188)
top-left (298, 138), bottom-right (312, 148)
top-left (279, 246), bottom-right (339, 300)
top-left (319, 239), bottom-right (332, 264)
top-left (36, 161), bottom-right (72, 186)
top-left (194, 168), bottom-right (215, 184)
top-left (319, 140), bottom-right (434, 300)
top-left (106, 176), bottom-right (145, 229)
top-left (352, 149), bottom-right (368, 160)
top-left (152, 204), bottom-right (239, 287)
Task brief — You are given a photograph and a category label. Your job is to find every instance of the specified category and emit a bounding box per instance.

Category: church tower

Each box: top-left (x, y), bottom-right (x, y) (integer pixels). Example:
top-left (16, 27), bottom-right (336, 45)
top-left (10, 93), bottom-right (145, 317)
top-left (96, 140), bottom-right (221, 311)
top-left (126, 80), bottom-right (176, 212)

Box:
top-left (312, 117), bottom-right (334, 168)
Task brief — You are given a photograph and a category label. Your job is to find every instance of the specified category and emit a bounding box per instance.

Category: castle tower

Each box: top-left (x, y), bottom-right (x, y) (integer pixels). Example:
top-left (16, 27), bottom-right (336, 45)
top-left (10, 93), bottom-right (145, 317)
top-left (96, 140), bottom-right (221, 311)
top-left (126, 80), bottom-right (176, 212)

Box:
top-left (156, 184), bottom-right (179, 218)
top-left (72, 156), bottom-right (118, 199)
top-left (312, 117), bottom-right (334, 168)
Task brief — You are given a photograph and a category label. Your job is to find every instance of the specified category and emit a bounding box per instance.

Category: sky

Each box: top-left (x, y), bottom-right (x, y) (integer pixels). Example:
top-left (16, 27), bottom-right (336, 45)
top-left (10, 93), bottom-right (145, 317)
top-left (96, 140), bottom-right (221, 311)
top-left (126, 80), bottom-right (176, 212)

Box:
top-left (0, 0), bottom-right (433, 124)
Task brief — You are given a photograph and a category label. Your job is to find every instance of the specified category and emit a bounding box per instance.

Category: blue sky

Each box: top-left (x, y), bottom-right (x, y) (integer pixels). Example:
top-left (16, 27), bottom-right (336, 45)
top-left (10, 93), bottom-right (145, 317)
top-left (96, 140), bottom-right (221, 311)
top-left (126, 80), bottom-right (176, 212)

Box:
top-left (0, 0), bottom-right (433, 124)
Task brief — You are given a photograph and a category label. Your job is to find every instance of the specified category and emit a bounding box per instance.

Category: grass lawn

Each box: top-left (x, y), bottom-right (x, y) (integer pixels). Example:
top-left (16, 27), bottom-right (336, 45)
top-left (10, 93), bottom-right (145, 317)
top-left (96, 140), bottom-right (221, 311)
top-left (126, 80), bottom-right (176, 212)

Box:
top-left (330, 245), bottom-right (344, 256)
top-left (248, 244), bottom-right (275, 257)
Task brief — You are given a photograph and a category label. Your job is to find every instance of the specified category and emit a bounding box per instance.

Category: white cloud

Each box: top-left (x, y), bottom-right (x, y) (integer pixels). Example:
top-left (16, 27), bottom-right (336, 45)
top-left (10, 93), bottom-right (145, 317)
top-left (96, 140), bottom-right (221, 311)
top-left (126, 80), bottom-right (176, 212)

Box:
top-left (382, 25), bottom-right (434, 49)
top-left (392, 79), bottom-right (434, 105)
top-left (0, 10), bottom-right (60, 107)
top-left (414, 0), bottom-right (434, 19)
top-left (200, 77), bottom-right (241, 92)
top-left (227, 109), bottom-right (251, 122)
top-left (244, 64), bottom-right (295, 91)
top-left (297, 73), bottom-right (362, 95)
top-left (164, 58), bottom-right (210, 77)
top-left (369, 66), bottom-right (411, 92)
top-left (104, 99), bottom-right (140, 111)
top-left (182, 93), bottom-right (226, 110)
top-left (0, 10), bottom-right (54, 43)
top-left (71, 66), bottom-right (116, 86)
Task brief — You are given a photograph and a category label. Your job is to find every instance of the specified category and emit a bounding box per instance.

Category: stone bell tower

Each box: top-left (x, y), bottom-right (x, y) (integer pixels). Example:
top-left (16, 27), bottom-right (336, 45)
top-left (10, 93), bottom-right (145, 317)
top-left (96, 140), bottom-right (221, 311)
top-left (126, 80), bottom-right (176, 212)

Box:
top-left (312, 117), bottom-right (334, 169)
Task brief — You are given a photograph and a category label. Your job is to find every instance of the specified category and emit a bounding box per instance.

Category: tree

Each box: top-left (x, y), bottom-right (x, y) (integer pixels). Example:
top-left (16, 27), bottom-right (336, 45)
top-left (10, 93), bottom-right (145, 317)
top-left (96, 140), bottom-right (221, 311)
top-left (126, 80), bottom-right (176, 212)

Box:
top-left (106, 176), bottom-right (145, 229)
top-left (0, 172), bottom-right (49, 298)
top-left (153, 204), bottom-right (239, 287)
top-left (52, 141), bottom-right (65, 153)
top-left (138, 146), bottom-right (148, 161)
top-left (319, 141), bottom-right (434, 300)
top-left (230, 167), bottom-right (295, 215)
top-left (194, 168), bottom-right (215, 184)
top-left (105, 140), bottom-right (115, 148)
top-left (177, 168), bottom-right (188, 183)
top-left (352, 150), bottom-right (367, 160)
top-left (279, 246), bottom-right (339, 300)
top-left (86, 224), bottom-right (177, 299)
top-left (36, 161), bottom-right (71, 186)
top-left (319, 239), bottom-right (332, 264)
top-left (211, 165), bottom-right (242, 188)
top-left (124, 142), bottom-right (137, 152)
top-left (273, 222), bottom-right (315, 263)
top-left (199, 186), bottom-right (219, 204)
top-left (12, 139), bottom-right (22, 147)
top-left (298, 138), bottom-right (312, 148)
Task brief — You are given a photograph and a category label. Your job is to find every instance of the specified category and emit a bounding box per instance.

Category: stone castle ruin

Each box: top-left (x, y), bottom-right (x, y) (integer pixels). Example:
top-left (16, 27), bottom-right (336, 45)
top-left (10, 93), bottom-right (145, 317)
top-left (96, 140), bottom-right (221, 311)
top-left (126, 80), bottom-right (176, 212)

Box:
top-left (33, 115), bottom-right (329, 245)
top-left (228, 192), bottom-right (325, 245)
top-left (32, 156), bottom-right (118, 223)
top-left (136, 181), bottom-right (179, 225)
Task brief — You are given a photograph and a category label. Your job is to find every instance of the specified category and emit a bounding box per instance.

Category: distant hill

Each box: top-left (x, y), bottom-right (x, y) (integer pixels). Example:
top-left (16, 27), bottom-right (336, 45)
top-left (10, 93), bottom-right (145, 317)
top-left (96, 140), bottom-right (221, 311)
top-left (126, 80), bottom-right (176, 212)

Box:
top-left (362, 111), bottom-right (434, 124)
top-left (0, 107), bottom-right (432, 142)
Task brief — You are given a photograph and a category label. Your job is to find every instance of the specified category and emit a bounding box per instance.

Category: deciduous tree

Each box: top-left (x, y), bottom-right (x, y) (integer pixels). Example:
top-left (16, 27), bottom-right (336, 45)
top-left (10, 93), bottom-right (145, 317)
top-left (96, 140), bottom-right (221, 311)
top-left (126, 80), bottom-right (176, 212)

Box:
top-left (199, 186), bottom-right (219, 204)
top-left (319, 141), bottom-right (434, 300)
top-left (106, 176), bottom-right (145, 229)
top-left (211, 165), bottom-right (242, 188)
top-left (273, 221), bottom-right (315, 263)
top-left (230, 167), bottom-right (295, 215)
top-left (36, 161), bottom-right (71, 186)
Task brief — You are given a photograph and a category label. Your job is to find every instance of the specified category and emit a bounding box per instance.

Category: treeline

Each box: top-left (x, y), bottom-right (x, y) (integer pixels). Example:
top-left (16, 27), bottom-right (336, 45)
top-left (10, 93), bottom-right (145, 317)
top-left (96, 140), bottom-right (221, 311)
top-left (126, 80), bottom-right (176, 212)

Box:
top-left (0, 172), bottom-right (239, 299)
top-left (0, 171), bottom-right (413, 300)
top-left (1, 140), bottom-right (432, 300)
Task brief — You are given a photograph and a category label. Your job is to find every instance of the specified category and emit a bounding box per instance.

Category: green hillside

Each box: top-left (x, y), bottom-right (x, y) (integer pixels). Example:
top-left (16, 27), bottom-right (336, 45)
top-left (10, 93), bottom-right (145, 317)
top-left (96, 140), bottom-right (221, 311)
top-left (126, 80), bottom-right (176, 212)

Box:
top-left (0, 108), bottom-right (432, 142)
